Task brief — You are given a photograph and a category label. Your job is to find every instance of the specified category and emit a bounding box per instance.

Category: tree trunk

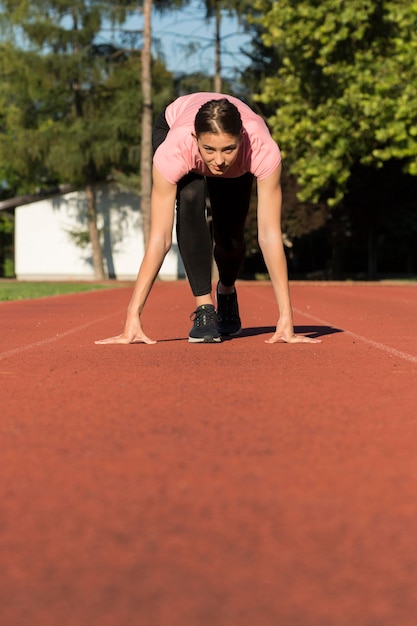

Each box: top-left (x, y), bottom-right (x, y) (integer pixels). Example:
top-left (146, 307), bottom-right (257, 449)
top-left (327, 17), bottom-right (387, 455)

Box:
top-left (86, 183), bottom-right (106, 280)
top-left (71, 8), bottom-right (105, 281)
top-left (214, 4), bottom-right (222, 93)
top-left (140, 0), bottom-right (153, 248)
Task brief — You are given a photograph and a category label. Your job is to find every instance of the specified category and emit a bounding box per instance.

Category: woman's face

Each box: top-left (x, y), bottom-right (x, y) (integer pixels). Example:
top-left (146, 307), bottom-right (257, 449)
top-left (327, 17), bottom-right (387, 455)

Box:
top-left (193, 131), bottom-right (241, 176)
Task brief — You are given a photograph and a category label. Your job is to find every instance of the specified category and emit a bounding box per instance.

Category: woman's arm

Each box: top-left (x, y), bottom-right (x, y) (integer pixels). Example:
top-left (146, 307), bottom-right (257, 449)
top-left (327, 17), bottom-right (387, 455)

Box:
top-left (257, 164), bottom-right (320, 344)
top-left (96, 166), bottom-right (177, 345)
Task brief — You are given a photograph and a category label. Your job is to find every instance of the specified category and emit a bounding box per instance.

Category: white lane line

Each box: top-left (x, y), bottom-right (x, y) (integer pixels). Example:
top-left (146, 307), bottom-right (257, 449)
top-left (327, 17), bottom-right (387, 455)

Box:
top-left (0, 311), bottom-right (122, 361)
top-left (295, 308), bottom-right (417, 364)
top-left (243, 287), bottom-right (417, 363)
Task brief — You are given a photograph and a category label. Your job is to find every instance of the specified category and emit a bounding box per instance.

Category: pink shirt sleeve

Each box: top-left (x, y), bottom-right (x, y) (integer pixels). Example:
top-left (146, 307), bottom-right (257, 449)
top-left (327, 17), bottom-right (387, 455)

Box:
top-left (154, 130), bottom-right (199, 184)
top-left (244, 117), bottom-right (282, 180)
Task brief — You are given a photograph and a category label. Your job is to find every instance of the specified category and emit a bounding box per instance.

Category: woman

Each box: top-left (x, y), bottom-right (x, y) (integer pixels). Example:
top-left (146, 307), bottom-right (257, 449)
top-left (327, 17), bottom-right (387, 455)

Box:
top-left (96, 92), bottom-right (320, 345)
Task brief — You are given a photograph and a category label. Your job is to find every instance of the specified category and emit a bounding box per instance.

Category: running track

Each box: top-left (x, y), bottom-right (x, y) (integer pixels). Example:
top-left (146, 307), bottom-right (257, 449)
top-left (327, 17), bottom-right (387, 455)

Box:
top-left (1, 281), bottom-right (416, 626)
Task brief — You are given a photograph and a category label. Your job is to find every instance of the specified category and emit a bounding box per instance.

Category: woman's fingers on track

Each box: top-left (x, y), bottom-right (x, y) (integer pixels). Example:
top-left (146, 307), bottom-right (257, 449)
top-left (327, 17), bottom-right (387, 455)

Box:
top-left (289, 335), bottom-right (322, 344)
top-left (95, 334), bottom-right (157, 345)
top-left (265, 333), bottom-right (322, 344)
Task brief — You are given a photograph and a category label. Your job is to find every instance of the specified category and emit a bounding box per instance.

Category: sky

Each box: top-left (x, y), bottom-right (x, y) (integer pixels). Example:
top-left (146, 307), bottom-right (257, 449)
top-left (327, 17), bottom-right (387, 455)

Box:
top-left (127, 0), bottom-right (253, 79)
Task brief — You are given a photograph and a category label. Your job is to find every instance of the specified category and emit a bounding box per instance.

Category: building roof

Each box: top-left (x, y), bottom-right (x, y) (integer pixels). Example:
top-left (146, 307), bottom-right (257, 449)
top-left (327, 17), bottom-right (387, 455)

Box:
top-left (0, 185), bottom-right (73, 211)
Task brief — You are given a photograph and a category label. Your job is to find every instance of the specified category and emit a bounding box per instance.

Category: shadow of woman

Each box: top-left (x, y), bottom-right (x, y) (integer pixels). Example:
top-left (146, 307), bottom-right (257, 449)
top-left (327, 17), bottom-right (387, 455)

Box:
top-left (155, 325), bottom-right (342, 343)
top-left (233, 325), bottom-right (343, 340)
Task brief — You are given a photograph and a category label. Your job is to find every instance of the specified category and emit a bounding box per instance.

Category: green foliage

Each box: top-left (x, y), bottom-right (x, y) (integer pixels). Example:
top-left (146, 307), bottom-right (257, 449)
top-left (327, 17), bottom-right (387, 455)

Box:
top-left (253, 0), bottom-right (417, 206)
top-left (0, 280), bottom-right (125, 301)
top-left (202, 0), bottom-right (254, 20)
top-left (0, 1), bottom-right (175, 195)
top-left (0, 212), bottom-right (14, 277)
top-left (173, 70), bottom-right (234, 96)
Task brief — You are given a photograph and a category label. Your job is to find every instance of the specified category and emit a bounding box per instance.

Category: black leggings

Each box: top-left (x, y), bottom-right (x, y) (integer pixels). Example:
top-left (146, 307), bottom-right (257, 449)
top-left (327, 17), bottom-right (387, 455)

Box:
top-left (152, 110), bottom-right (253, 296)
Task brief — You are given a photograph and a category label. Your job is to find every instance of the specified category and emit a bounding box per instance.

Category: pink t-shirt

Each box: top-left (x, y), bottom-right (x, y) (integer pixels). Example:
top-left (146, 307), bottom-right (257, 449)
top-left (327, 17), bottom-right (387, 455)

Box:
top-left (153, 92), bottom-right (281, 184)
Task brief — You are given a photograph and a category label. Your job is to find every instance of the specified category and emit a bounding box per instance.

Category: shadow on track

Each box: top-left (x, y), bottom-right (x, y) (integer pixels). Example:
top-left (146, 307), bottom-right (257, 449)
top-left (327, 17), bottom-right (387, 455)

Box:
top-left (235, 325), bottom-right (343, 340)
top-left (295, 325), bottom-right (343, 339)
top-left (155, 325), bottom-right (342, 343)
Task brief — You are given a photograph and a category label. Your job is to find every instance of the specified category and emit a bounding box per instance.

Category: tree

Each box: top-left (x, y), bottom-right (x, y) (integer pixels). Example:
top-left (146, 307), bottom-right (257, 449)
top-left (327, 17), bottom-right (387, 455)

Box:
top-left (0, 1), bottom-right (146, 278)
top-left (201, 0), bottom-right (252, 92)
top-left (253, 0), bottom-right (417, 208)
top-left (137, 0), bottom-right (191, 249)
top-left (246, 0), bottom-right (417, 277)
top-left (140, 0), bottom-right (153, 247)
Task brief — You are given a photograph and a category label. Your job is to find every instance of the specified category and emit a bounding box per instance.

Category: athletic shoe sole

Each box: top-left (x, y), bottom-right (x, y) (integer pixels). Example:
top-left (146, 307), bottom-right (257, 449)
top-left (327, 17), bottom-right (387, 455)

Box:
top-left (188, 335), bottom-right (222, 343)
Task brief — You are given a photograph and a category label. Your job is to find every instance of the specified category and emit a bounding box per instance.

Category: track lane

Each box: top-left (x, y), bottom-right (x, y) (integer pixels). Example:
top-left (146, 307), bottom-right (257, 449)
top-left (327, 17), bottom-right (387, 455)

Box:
top-left (1, 281), bottom-right (416, 626)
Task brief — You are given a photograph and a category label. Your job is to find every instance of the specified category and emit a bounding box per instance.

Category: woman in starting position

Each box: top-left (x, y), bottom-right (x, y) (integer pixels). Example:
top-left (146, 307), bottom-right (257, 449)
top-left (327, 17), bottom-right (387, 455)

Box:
top-left (96, 92), bottom-right (320, 345)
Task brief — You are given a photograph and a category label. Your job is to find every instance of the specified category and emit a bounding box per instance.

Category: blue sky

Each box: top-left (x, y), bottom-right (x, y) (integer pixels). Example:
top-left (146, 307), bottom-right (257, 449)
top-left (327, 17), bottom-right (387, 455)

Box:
top-left (130, 0), bottom-right (252, 79)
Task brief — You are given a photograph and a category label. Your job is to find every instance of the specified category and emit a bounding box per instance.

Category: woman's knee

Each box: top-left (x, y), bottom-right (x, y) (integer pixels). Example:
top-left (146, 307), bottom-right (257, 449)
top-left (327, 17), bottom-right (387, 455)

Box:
top-left (177, 176), bottom-right (206, 213)
top-left (214, 235), bottom-right (245, 256)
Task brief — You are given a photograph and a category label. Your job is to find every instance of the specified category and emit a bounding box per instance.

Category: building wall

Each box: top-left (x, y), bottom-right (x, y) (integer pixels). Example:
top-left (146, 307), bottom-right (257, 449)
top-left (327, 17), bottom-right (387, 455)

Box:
top-left (15, 185), bottom-right (184, 281)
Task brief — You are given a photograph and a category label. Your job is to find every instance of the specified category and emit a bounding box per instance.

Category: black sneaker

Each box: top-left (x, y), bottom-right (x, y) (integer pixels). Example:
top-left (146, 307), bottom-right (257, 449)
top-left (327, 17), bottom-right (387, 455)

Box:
top-left (216, 285), bottom-right (242, 336)
top-left (189, 304), bottom-right (221, 343)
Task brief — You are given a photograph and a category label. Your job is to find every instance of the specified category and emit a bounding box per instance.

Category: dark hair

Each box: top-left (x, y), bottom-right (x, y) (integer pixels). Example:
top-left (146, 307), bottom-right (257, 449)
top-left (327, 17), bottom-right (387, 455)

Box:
top-left (194, 98), bottom-right (243, 137)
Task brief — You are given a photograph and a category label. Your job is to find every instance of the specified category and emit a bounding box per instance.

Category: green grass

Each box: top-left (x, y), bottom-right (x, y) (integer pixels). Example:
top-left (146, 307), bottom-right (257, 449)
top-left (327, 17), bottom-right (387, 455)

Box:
top-left (0, 281), bottom-right (129, 302)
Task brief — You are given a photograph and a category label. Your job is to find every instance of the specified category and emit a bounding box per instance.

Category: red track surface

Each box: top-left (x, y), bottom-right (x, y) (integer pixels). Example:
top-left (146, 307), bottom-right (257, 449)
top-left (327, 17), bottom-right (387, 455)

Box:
top-left (1, 281), bottom-right (417, 626)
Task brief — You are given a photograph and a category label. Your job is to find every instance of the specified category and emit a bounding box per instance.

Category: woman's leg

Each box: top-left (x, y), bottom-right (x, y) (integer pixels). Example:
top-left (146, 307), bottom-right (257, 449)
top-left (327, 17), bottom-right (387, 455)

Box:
top-left (206, 173), bottom-right (253, 335)
top-left (152, 109), bottom-right (170, 152)
top-left (176, 174), bottom-right (213, 297)
top-left (152, 110), bottom-right (218, 341)
top-left (207, 172), bottom-right (254, 287)
top-left (152, 111), bottom-right (213, 299)
top-left (176, 176), bottom-right (221, 343)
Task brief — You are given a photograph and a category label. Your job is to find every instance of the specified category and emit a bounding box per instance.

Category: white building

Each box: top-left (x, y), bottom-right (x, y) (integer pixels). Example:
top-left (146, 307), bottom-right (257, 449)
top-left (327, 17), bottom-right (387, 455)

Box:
top-left (12, 184), bottom-right (184, 281)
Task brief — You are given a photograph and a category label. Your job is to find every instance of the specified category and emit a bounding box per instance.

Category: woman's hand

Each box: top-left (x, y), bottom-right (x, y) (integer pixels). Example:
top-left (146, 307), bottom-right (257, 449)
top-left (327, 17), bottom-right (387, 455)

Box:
top-left (265, 320), bottom-right (322, 344)
top-left (95, 315), bottom-right (156, 345)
